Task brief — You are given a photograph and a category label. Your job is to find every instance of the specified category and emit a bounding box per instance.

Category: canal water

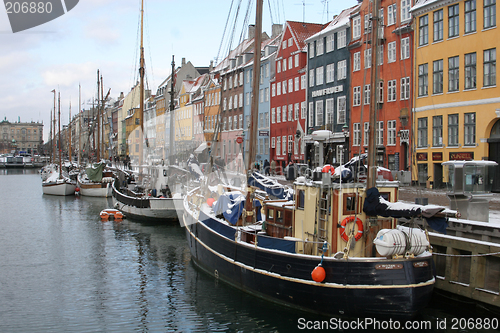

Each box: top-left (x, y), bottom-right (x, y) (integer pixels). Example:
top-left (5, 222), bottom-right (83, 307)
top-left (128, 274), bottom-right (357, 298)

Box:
top-left (0, 169), bottom-right (498, 332)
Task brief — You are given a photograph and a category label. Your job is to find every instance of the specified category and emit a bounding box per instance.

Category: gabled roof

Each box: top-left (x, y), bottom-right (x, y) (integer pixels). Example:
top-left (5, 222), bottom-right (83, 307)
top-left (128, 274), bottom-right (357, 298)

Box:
top-left (411, 0), bottom-right (440, 13)
top-left (286, 21), bottom-right (326, 51)
top-left (305, 5), bottom-right (360, 42)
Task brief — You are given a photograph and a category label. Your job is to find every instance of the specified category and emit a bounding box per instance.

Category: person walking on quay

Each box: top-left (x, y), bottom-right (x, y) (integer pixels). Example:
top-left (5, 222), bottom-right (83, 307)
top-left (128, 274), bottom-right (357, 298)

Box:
top-left (270, 159), bottom-right (276, 176)
top-left (264, 159), bottom-right (270, 176)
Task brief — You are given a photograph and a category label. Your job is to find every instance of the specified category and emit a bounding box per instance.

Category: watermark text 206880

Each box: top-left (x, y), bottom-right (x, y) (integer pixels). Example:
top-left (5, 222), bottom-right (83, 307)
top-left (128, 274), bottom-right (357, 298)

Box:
top-left (5, 2), bottom-right (53, 14)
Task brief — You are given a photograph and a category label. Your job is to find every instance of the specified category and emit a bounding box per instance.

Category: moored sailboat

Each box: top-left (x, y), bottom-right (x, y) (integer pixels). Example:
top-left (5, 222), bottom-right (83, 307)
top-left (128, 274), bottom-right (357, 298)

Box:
top-left (182, 0), bottom-right (458, 319)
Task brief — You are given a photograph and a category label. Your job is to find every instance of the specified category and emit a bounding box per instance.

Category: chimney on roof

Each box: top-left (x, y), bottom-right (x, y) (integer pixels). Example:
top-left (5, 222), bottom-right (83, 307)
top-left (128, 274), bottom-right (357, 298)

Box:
top-left (248, 24), bottom-right (255, 39)
top-left (209, 60), bottom-right (213, 72)
top-left (182, 57), bottom-right (186, 66)
top-left (119, 92), bottom-right (124, 99)
top-left (272, 24), bottom-right (282, 38)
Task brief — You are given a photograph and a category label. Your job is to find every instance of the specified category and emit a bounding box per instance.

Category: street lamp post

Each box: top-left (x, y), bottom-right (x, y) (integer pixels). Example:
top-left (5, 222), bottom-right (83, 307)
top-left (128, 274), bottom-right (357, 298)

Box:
top-left (342, 124), bottom-right (349, 164)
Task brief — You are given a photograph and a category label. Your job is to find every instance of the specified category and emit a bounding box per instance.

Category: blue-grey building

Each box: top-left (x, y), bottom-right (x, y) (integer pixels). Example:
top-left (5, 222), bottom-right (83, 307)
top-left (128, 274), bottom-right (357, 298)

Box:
top-left (305, 5), bottom-right (359, 166)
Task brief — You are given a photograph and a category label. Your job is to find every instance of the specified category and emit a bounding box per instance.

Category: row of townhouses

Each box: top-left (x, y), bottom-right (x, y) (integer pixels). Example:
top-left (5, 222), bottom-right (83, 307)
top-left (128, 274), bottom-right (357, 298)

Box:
top-left (59, 0), bottom-right (499, 189)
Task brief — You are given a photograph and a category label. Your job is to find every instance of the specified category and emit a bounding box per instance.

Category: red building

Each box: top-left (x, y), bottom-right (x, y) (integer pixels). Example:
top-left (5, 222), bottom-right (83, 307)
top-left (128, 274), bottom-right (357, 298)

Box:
top-left (349, 0), bottom-right (413, 171)
top-left (270, 21), bottom-right (325, 168)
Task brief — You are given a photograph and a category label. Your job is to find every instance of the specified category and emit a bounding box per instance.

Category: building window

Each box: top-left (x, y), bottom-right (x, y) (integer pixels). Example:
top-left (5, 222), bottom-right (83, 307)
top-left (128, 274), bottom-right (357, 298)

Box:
top-left (401, 77), bottom-right (410, 100)
top-left (387, 120), bottom-right (396, 145)
top-left (448, 114), bottom-right (459, 146)
top-left (379, 7), bottom-right (385, 37)
top-left (326, 34), bottom-right (334, 52)
top-left (316, 66), bottom-right (324, 85)
top-left (271, 108), bottom-right (275, 123)
top-left (282, 136), bottom-right (287, 155)
top-left (364, 84), bottom-right (371, 105)
top-left (353, 123), bottom-right (361, 146)
top-left (277, 81), bottom-right (281, 95)
top-left (364, 122), bottom-right (369, 146)
top-left (309, 69), bottom-right (314, 87)
top-left (433, 60), bottom-right (444, 94)
top-left (401, 37), bottom-right (410, 60)
top-left (419, 15), bottom-right (429, 46)
top-left (337, 60), bottom-right (347, 80)
top-left (448, 4), bottom-right (460, 38)
top-left (301, 75), bottom-right (306, 89)
top-left (282, 81), bottom-right (287, 94)
top-left (378, 80), bottom-right (384, 103)
top-left (288, 135), bottom-right (293, 153)
top-left (301, 102), bottom-right (306, 119)
top-left (401, 0), bottom-right (411, 22)
top-left (326, 63), bottom-right (335, 83)
top-left (295, 103), bottom-right (300, 120)
top-left (484, 48), bottom-right (496, 87)
top-left (364, 13), bottom-right (372, 33)
top-left (465, 52), bottom-right (477, 89)
top-left (326, 98), bottom-right (334, 125)
top-left (376, 121), bottom-right (384, 146)
top-left (364, 48), bottom-right (372, 68)
top-left (295, 77), bottom-right (299, 91)
top-left (288, 104), bottom-right (293, 121)
top-left (433, 115), bottom-right (443, 147)
top-left (315, 100), bottom-right (324, 126)
top-left (276, 136), bottom-right (281, 155)
top-left (337, 29), bottom-right (346, 48)
top-left (353, 86), bottom-right (361, 106)
top-left (308, 102), bottom-right (314, 128)
top-left (283, 58), bottom-right (286, 71)
top-left (484, 0), bottom-right (496, 29)
top-left (289, 78), bottom-right (293, 93)
top-left (353, 52), bottom-right (361, 71)
top-left (464, 112), bottom-right (476, 145)
top-left (388, 41), bottom-right (396, 63)
top-left (288, 38), bottom-right (293, 47)
top-left (433, 9), bottom-right (443, 42)
top-left (448, 56), bottom-right (460, 92)
top-left (378, 45), bottom-right (384, 65)
top-left (337, 96), bottom-right (346, 124)
top-left (277, 60), bottom-right (281, 73)
top-left (276, 107), bottom-right (281, 123)
top-left (283, 105), bottom-right (287, 122)
top-left (316, 38), bottom-right (324, 56)
top-left (288, 56), bottom-right (293, 70)
top-left (418, 64), bottom-right (428, 96)
top-left (309, 43), bottom-right (314, 58)
top-left (353, 15), bottom-right (361, 39)
top-left (295, 54), bottom-right (299, 67)
top-left (417, 117), bottom-right (428, 148)
top-left (271, 84), bottom-right (275, 97)
top-left (465, 0), bottom-right (477, 33)
top-left (388, 4), bottom-right (397, 26)
top-left (388, 79), bottom-right (397, 102)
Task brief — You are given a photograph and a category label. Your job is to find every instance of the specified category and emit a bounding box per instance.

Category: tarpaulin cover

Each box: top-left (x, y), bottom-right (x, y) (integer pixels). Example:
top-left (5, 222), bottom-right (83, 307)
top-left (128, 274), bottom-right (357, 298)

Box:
top-left (257, 234), bottom-right (296, 253)
top-left (248, 172), bottom-right (292, 200)
top-left (85, 162), bottom-right (105, 182)
top-left (363, 187), bottom-right (448, 234)
top-left (212, 192), bottom-right (262, 225)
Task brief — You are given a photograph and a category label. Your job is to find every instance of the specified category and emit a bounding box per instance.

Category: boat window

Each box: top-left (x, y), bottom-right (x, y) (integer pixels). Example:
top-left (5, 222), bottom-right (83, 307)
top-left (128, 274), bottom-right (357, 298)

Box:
top-left (267, 208), bottom-right (274, 220)
top-left (379, 192), bottom-right (391, 202)
top-left (276, 210), bottom-right (283, 223)
top-left (297, 190), bottom-right (305, 209)
top-left (343, 193), bottom-right (359, 214)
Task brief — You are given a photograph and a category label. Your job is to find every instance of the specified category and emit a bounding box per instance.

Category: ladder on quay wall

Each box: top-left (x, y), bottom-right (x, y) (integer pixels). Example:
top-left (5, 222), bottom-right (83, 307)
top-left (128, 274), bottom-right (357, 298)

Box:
top-left (316, 191), bottom-right (330, 254)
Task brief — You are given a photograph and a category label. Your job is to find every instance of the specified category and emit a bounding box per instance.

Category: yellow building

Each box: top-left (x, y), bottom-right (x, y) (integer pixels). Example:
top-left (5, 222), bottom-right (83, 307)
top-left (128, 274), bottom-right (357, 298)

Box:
top-left (412, 0), bottom-right (499, 189)
top-left (175, 80), bottom-right (195, 156)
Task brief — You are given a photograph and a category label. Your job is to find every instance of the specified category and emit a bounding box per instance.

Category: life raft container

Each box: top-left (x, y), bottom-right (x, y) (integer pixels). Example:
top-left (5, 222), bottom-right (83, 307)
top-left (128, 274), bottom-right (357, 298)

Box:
top-left (339, 216), bottom-right (364, 242)
top-left (100, 209), bottom-right (124, 221)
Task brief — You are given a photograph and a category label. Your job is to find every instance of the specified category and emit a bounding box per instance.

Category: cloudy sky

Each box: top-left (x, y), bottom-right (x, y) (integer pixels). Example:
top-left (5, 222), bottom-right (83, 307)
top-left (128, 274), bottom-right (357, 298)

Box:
top-left (0, 0), bottom-right (356, 142)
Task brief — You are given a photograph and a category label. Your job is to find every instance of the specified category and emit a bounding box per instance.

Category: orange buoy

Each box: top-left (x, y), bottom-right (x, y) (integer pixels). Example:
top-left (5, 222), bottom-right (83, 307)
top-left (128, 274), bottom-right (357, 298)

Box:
top-left (207, 198), bottom-right (215, 207)
top-left (100, 211), bottom-right (109, 220)
top-left (75, 187), bottom-right (80, 193)
top-left (311, 265), bottom-right (326, 282)
top-left (100, 209), bottom-right (124, 221)
top-left (339, 216), bottom-right (364, 242)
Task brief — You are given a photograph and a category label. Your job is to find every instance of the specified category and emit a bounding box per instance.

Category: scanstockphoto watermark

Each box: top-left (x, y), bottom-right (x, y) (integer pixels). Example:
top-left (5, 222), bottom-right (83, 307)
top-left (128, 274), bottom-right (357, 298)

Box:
top-left (3, 0), bottom-right (78, 33)
top-left (297, 317), bottom-right (500, 331)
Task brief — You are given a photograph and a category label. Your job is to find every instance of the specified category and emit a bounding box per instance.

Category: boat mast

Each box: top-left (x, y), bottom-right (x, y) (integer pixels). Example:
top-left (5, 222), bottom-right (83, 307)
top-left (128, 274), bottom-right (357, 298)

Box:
top-left (100, 74), bottom-right (105, 161)
top-left (96, 70), bottom-right (101, 161)
top-left (244, 0), bottom-right (263, 224)
top-left (52, 89), bottom-right (56, 164)
top-left (69, 101), bottom-right (72, 164)
top-left (49, 106), bottom-right (52, 164)
top-left (169, 55), bottom-right (175, 165)
top-left (58, 92), bottom-right (62, 179)
top-left (366, 0), bottom-right (380, 189)
top-left (138, 0), bottom-right (145, 175)
top-left (78, 84), bottom-right (81, 166)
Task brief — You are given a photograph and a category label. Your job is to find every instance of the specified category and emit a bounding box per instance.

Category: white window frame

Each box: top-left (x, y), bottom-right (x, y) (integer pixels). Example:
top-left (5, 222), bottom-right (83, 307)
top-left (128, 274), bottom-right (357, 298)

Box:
top-left (376, 121), bottom-right (384, 146)
top-left (337, 29), bottom-right (346, 48)
top-left (363, 84), bottom-right (371, 105)
top-left (326, 98), bottom-right (334, 125)
top-left (353, 86), bottom-right (361, 106)
top-left (388, 4), bottom-right (396, 26)
top-left (315, 100), bottom-right (324, 126)
top-left (316, 66), bottom-right (324, 85)
top-left (337, 60), bottom-right (347, 80)
top-left (364, 48), bottom-right (372, 68)
top-left (337, 96), bottom-right (346, 124)
top-left (401, 37), bottom-right (410, 60)
top-left (326, 34), bottom-right (334, 52)
top-left (388, 41), bottom-right (396, 63)
top-left (353, 15), bottom-right (361, 39)
top-left (353, 123), bottom-right (361, 146)
top-left (388, 79), bottom-right (397, 102)
top-left (301, 101), bottom-right (306, 119)
top-left (387, 120), bottom-right (397, 145)
top-left (364, 122), bottom-right (369, 146)
top-left (326, 63), bottom-right (335, 83)
top-left (354, 52), bottom-right (361, 71)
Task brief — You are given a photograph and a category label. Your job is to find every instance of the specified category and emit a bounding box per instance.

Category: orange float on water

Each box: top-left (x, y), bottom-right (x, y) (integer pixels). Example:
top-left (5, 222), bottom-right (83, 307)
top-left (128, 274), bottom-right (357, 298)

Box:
top-left (311, 265), bottom-right (326, 282)
top-left (100, 209), bottom-right (124, 221)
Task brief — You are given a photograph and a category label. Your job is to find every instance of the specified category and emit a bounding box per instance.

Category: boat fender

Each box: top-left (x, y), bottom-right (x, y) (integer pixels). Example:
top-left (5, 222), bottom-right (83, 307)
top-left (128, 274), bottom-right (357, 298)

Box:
top-left (339, 216), bottom-right (364, 242)
top-left (311, 265), bottom-right (326, 282)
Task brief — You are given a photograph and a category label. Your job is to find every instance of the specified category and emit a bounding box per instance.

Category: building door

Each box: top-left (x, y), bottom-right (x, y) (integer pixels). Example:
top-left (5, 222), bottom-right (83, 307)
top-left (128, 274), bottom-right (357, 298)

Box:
top-left (418, 163), bottom-right (428, 187)
top-left (488, 119), bottom-right (500, 192)
top-left (434, 163), bottom-right (443, 189)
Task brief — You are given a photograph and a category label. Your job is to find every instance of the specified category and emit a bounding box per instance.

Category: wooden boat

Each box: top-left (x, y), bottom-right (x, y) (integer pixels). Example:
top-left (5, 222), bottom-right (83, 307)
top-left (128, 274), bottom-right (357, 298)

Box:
top-left (181, 0), bottom-right (458, 319)
top-left (77, 161), bottom-right (114, 197)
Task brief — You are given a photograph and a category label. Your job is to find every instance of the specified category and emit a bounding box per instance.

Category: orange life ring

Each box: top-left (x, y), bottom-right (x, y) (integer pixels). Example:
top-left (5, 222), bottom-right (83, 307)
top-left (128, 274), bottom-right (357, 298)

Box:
top-left (339, 216), bottom-right (364, 242)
